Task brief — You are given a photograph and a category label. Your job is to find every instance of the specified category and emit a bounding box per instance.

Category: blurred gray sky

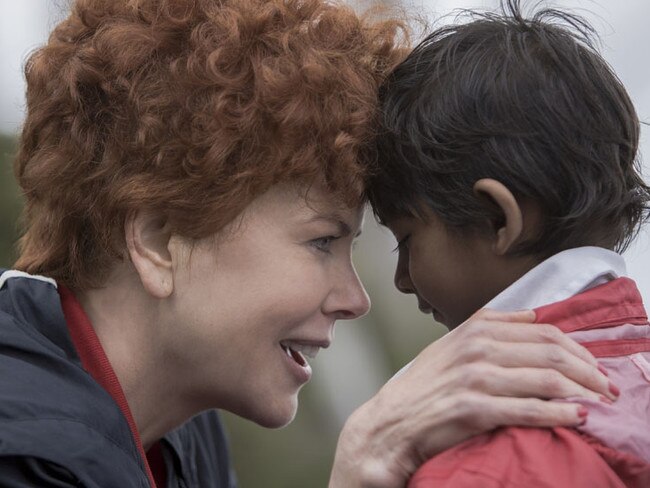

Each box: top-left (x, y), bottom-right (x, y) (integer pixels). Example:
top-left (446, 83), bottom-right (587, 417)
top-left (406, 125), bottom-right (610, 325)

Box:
top-left (1, 0), bottom-right (648, 304)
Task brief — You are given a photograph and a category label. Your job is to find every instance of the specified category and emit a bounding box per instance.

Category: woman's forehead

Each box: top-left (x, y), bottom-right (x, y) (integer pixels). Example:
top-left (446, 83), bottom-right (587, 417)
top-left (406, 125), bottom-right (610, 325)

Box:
top-left (243, 182), bottom-right (364, 229)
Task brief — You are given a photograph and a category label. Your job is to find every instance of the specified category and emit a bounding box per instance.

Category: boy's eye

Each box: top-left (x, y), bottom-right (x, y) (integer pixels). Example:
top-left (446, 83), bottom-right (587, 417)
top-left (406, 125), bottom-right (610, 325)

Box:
top-left (311, 236), bottom-right (337, 253)
top-left (392, 235), bottom-right (410, 253)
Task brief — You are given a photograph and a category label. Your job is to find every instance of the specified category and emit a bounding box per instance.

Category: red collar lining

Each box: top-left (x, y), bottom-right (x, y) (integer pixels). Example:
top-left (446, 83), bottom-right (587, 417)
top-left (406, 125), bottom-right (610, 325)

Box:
top-left (580, 338), bottom-right (650, 358)
top-left (533, 278), bottom-right (648, 333)
top-left (59, 285), bottom-right (157, 488)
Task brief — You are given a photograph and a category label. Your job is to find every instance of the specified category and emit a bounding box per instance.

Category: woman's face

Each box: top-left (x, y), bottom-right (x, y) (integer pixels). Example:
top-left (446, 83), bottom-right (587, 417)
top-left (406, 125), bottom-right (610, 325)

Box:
top-left (166, 183), bottom-right (370, 427)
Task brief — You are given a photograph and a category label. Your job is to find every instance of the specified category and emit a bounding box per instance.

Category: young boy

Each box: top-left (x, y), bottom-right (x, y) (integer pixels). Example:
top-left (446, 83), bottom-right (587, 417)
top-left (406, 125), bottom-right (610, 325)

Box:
top-left (369, 1), bottom-right (650, 486)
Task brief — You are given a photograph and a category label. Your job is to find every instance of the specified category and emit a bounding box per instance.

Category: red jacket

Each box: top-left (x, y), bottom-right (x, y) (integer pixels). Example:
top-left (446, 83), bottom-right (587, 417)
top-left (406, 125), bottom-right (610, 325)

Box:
top-left (409, 278), bottom-right (650, 488)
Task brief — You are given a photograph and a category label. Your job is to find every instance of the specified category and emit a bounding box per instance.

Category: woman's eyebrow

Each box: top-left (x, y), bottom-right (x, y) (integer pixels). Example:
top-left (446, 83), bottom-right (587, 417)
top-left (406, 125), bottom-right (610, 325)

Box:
top-left (303, 213), bottom-right (362, 238)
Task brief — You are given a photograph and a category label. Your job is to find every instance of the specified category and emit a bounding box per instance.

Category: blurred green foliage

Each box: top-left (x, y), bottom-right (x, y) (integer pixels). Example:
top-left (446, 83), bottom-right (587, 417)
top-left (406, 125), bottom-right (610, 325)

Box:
top-left (0, 134), bottom-right (21, 268)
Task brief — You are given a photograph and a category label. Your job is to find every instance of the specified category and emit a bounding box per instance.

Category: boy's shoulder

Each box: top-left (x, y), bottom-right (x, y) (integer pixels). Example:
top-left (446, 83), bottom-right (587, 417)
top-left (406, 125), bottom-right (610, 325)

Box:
top-left (408, 426), bottom-right (633, 488)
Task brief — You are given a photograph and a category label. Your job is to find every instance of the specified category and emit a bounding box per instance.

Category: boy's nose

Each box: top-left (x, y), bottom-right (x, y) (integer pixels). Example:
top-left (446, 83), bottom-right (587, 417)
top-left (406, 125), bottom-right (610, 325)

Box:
top-left (394, 251), bottom-right (414, 294)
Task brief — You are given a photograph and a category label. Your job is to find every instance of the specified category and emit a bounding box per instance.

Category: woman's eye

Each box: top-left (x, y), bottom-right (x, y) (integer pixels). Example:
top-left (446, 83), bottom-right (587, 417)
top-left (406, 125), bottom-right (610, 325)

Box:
top-left (311, 236), bottom-right (337, 253)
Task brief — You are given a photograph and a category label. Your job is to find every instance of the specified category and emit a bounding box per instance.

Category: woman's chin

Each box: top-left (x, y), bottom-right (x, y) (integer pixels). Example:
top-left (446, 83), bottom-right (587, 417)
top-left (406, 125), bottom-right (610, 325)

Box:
top-left (241, 396), bottom-right (299, 429)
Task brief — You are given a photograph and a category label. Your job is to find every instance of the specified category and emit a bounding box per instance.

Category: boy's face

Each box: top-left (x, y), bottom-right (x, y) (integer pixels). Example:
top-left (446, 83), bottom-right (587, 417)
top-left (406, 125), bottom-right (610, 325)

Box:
top-left (386, 207), bottom-right (519, 329)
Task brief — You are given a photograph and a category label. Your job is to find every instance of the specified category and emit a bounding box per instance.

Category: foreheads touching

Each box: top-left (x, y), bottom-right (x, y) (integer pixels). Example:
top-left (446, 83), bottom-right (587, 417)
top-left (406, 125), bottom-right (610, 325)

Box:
top-left (368, 0), bottom-right (650, 260)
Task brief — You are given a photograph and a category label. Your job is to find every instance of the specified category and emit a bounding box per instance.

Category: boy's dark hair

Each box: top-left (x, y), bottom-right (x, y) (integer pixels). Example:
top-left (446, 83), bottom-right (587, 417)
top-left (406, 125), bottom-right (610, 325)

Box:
top-left (368, 0), bottom-right (650, 257)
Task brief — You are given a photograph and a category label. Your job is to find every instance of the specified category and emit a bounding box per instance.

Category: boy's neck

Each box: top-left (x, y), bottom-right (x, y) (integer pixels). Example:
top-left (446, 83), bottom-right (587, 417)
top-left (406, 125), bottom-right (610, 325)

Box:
top-left (484, 246), bottom-right (626, 313)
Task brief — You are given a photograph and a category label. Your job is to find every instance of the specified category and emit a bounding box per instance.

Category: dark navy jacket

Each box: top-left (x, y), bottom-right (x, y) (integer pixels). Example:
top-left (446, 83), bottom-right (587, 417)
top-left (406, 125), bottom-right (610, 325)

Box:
top-left (0, 270), bottom-right (236, 487)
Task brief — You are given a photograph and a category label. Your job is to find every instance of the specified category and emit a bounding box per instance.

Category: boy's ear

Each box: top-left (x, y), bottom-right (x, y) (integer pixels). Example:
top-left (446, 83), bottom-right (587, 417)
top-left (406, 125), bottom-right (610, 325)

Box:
top-left (125, 210), bottom-right (174, 298)
top-left (473, 178), bottom-right (523, 255)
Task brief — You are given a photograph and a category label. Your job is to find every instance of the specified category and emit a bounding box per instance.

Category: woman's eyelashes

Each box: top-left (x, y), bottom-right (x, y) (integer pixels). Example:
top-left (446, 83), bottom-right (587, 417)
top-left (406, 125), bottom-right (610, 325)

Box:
top-left (310, 235), bottom-right (339, 253)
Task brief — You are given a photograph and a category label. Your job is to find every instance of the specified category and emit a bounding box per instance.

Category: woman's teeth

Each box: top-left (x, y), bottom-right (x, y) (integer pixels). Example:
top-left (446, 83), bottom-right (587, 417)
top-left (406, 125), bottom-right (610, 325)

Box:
top-left (281, 342), bottom-right (320, 367)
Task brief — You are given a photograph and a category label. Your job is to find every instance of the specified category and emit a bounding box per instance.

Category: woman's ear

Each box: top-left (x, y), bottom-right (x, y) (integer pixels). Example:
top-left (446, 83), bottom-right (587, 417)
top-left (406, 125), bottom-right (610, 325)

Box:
top-left (125, 210), bottom-right (174, 298)
top-left (473, 178), bottom-right (523, 255)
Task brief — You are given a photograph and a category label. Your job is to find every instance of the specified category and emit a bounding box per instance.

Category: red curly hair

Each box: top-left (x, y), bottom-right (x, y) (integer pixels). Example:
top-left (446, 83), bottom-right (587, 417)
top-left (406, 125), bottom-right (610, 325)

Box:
top-left (14, 0), bottom-right (407, 290)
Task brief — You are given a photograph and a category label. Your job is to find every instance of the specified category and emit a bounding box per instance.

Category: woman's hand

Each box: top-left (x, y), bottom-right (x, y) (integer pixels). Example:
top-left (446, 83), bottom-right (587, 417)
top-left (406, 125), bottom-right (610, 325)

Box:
top-left (328, 308), bottom-right (616, 488)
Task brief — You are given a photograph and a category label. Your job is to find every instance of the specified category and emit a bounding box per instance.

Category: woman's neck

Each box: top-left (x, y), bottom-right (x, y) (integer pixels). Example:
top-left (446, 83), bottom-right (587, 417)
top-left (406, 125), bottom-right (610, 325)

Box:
top-left (77, 265), bottom-right (196, 449)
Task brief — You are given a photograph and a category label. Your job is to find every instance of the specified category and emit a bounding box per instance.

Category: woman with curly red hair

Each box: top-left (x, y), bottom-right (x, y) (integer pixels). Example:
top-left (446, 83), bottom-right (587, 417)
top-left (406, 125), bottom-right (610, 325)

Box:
top-left (0, 0), bottom-right (613, 486)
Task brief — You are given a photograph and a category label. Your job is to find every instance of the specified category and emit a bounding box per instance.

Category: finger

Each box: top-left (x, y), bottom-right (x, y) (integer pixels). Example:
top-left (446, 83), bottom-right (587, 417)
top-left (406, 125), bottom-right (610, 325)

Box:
top-left (416, 394), bottom-right (588, 459)
top-left (458, 309), bottom-right (598, 368)
top-left (467, 307), bottom-right (536, 324)
top-left (481, 321), bottom-right (599, 367)
top-left (475, 396), bottom-right (589, 429)
top-left (467, 364), bottom-right (610, 403)
top-left (482, 342), bottom-right (614, 400)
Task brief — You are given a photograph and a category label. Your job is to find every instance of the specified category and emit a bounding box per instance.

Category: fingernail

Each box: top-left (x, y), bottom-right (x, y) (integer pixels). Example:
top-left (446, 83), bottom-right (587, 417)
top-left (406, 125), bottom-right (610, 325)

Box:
top-left (577, 406), bottom-right (589, 418)
top-left (599, 395), bottom-right (613, 405)
top-left (598, 364), bottom-right (609, 377)
top-left (609, 382), bottom-right (621, 398)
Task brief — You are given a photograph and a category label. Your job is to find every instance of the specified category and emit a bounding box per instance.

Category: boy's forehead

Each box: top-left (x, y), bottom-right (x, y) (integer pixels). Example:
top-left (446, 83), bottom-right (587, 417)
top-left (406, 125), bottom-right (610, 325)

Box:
top-left (382, 201), bottom-right (431, 226)
top-left (384, 214), bottom-right (418, 234)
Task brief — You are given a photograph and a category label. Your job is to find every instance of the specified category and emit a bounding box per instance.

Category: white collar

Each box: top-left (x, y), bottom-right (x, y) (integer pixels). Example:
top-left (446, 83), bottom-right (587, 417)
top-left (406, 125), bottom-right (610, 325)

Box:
top-left (485, 246), bottom-right (627, 312)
